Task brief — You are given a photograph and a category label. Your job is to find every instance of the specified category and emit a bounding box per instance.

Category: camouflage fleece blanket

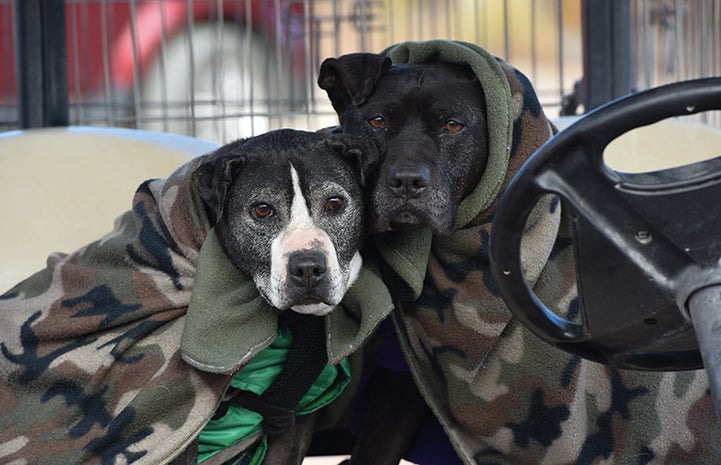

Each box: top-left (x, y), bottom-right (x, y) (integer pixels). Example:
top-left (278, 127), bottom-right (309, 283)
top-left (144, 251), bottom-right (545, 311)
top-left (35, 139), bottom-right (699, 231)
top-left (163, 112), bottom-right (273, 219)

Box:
top-left (0, 145), bottom-right (392, 464)
top-left (374, 40), bottom-right (720, 464)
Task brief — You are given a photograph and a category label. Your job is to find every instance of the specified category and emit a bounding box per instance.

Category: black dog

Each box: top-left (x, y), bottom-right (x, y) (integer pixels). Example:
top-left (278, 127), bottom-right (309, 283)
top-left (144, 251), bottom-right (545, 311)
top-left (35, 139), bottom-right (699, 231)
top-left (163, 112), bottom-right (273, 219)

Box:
top-left (318, 53), bottom-right (490, 465)
top-left (319, 53), bottom-right (488, 237)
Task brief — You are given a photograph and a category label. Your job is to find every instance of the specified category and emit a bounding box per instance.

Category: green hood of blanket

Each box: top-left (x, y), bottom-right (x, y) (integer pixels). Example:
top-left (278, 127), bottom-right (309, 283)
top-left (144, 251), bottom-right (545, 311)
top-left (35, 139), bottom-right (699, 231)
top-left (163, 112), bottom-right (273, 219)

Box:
top-left (181, 228), bottom-right (393, 374)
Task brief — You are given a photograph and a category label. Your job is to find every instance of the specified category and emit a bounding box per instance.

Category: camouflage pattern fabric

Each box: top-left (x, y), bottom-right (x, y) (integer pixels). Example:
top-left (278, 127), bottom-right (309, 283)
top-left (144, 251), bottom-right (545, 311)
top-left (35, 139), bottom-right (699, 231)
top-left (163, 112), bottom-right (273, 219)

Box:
top-left (375, 41), bottom-right (721, 464)
top-left (0, 156), bottom-right (229, 464)
top-left (0, 137), bottom-right (393, 464)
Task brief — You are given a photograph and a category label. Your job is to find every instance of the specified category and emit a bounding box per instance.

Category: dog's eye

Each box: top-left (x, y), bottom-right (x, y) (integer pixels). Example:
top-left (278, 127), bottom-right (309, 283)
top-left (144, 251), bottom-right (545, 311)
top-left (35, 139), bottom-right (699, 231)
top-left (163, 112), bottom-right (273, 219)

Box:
top-left (324, 196), bottom-right (345, 213)
top-left (368, 116), bottom-right (386, 129)
top-left (251, 203), bottom-right (274, 219)
top-left (444, 120), bottom-right (464, 133)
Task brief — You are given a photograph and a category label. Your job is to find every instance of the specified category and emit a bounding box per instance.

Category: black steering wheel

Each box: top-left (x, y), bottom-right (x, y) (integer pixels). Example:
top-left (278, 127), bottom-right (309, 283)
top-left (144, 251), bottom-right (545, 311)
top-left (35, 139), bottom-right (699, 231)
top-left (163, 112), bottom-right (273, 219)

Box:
top-left (490, 77), bottom-right (721, 371)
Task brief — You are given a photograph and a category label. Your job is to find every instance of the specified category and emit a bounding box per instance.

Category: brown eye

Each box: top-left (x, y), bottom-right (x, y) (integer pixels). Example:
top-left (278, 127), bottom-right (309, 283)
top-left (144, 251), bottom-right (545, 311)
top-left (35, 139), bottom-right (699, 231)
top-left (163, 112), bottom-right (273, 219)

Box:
top-left (444, 120), bottom-right (463, 133)
top-left (252, 203), bottom-right (274, 218)
top-left (368, 116), bottom-right (386, 129)
top-left (324, 196), bottom-right (345, 213)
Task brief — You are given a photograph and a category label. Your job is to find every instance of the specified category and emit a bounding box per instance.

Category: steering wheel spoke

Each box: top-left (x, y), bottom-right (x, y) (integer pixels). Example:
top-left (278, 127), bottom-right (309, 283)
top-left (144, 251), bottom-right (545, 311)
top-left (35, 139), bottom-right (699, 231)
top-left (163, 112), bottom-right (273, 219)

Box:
top-left (537, 152), bottom-right (692, 296)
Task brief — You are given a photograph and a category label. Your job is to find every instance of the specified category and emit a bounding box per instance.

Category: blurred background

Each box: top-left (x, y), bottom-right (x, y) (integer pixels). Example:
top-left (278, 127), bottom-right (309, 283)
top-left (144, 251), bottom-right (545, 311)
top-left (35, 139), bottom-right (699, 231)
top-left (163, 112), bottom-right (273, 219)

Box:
top-left (1, 0), bottom-right (719, 144)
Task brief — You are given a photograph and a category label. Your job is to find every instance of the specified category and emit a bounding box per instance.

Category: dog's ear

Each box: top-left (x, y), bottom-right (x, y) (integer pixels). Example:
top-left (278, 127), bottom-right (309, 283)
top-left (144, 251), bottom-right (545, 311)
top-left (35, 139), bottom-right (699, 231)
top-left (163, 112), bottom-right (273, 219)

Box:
top-left (326, 134), bottom-right (379, 187)
top-left (318, 53), bottom-right (391, 118)
top-left (192, 142), bottom-right (247, 225)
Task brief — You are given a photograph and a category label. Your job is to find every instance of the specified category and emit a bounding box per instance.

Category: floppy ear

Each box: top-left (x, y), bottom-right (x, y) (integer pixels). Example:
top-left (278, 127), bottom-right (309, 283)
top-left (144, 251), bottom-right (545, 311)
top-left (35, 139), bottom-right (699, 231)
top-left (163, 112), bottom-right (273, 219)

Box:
top-left (326, 134), bottom-right (379, 187)
top-left (318, 53), bottom-right (392, 119)
top-left (191, 143), bottom-right (247, 225)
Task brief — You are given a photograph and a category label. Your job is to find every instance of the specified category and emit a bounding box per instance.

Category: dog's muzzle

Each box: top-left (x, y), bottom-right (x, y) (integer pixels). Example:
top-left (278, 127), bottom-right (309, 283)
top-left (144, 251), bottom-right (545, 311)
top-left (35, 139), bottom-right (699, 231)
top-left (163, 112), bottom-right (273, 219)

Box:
top-left (285, 249), bottom-right (337, 315)
top-left (387, 164), bottom-right (431, 199)
top-left (287, 250), bottom-right (329, 292)
top-left (372, 158), bottom-right (455, 235)
top-left (285, 249), bottom-right (334, 306)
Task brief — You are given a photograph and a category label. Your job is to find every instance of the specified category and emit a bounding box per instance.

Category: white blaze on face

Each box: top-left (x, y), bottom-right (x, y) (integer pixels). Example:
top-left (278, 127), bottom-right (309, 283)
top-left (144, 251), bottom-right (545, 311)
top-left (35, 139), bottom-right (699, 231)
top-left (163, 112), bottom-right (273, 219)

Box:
top-left (267, 163), bottom-right (353, 315)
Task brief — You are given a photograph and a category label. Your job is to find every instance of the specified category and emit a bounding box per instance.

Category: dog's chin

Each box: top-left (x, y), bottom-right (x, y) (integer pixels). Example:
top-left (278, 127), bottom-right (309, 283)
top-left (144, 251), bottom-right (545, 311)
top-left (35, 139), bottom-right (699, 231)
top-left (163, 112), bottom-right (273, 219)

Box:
top-left (259, 287), bottom-right (335, 316)
top-left (372, 208), bottom-right (455, 236)
top-left (290, 302), bottom-right (335, 316)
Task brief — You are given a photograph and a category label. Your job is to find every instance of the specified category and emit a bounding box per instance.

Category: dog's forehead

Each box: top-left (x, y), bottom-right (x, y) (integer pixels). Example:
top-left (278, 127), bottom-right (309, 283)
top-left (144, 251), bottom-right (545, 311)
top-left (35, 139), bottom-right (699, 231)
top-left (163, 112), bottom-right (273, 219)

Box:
top-left (290, 152), bottom-right (359, 191)
top-left (238, 147), bottom-right (356, 193)
top-left (363, 62), bottom-right (480, 109)
top-left (386, 62), bottom-right (476, 85)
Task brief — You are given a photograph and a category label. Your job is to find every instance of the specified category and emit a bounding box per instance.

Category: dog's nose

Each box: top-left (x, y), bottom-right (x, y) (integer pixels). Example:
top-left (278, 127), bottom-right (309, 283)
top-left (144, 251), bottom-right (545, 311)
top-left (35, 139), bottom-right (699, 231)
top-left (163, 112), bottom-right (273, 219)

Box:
top-left (387, 165), bottom-right (430, 199)
top-left (288, 251), bottom-right (328, 289)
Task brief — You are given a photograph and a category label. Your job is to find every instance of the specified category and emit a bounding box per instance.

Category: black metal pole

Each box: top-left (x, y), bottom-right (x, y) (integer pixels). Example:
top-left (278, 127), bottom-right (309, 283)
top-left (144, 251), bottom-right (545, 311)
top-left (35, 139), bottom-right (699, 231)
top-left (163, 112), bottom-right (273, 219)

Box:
top-left (581, 0), bottom-right (632, 111)
top-left (14, 0), bottom-right (68, 128)
top-left (40, 0), bottom-right (68, 127)
top-left (14, 0), bottom-right (44, 128)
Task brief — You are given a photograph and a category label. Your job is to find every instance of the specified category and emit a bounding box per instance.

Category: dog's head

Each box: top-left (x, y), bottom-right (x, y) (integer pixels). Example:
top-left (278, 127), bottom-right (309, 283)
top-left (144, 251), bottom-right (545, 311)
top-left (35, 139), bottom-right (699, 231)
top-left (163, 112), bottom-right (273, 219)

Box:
top-left (192, 129), bottom-right (377, 316)
top-left (319, 53), bottom-right (489, 236)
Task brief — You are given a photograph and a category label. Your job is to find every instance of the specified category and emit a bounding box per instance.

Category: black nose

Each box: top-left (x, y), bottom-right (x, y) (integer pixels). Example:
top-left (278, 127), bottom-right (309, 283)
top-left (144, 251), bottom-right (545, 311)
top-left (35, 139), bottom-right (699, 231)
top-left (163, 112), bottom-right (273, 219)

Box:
top-left (288, 251), bottom-right (328, 289)
top-left (387, 165), bottom-right (430, 199)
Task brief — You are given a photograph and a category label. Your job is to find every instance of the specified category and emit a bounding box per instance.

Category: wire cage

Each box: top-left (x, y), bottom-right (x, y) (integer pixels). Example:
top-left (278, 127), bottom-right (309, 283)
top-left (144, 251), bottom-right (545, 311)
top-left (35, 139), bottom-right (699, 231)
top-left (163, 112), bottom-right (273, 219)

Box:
top-left (0, 0), bottom-right (719, 144)
top-left (630, 0), bottom-right (721, 127)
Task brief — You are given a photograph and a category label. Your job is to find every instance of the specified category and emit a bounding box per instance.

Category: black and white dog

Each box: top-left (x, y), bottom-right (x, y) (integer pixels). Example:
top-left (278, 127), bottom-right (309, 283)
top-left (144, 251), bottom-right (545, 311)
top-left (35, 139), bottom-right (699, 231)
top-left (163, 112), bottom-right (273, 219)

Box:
top-left (193, 129), bottom-right (373, 317)
top-left (189, 129), bottom-right (377, 464)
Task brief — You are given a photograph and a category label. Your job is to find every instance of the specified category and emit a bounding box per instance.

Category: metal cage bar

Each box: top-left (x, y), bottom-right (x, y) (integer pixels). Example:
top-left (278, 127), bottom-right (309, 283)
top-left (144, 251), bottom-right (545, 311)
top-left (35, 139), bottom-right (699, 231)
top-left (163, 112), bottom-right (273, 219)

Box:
top-left (581, 0), bottom-right (632, 111)
top-left (14, 0), bottom-right (69, 128)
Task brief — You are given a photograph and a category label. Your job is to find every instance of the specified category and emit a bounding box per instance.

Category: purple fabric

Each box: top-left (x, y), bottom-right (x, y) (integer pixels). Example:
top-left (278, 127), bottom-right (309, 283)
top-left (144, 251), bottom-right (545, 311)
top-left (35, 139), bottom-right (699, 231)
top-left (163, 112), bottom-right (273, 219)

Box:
top-left (373, 318), bottom-right (411, 371)
top-left (405, 411), bottom-right (464, 465)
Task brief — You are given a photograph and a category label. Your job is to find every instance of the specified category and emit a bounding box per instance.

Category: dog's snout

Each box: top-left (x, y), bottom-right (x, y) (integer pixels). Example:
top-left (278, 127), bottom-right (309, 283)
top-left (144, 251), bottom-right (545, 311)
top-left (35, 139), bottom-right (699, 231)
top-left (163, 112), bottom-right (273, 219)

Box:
top-left (288, 251), bottom-right (328, 289)
top-left (387, 165), bottom-right (431, 199)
